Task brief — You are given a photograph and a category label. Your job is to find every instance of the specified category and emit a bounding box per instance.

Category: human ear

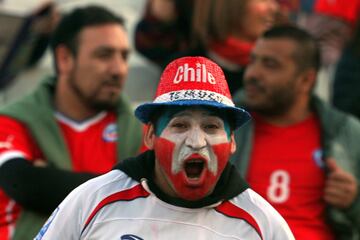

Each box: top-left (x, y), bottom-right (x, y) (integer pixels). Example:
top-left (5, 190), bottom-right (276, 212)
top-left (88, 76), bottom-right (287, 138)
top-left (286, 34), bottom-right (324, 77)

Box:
top-left (230, 133), bottom-right (236, 154)
top-left (144, 124), bottom-right (156, 149)
top-left (55, 45), bottom-right (74, 76)
top-left (300, 68), bottom-right (317, 94)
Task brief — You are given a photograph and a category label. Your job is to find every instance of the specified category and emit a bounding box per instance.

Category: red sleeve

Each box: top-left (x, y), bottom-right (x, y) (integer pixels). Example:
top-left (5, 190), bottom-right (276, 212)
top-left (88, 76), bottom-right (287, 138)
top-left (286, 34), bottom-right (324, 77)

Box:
top-left (0, 115), bottom-right (43, 163)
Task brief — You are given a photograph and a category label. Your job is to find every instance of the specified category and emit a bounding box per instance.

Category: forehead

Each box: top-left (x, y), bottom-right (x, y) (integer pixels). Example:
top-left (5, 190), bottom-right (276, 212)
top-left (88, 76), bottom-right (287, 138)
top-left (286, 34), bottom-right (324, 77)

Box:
top-left (253, 38), bottom-right (297, 61)
top-left (172, 107), bottom-right (221, 119)
top-left (160, 106), bottom-right (225, 121)
top-left (77, 23), bottom-right (129, 50)
top-left (155, 106), bottom-right (231, 137)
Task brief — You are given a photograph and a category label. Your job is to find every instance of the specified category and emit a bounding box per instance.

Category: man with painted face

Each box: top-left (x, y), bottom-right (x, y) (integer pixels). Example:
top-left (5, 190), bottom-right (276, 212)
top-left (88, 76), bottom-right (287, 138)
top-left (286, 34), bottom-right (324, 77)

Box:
top-left (35, 56), bottom-right (294, 239)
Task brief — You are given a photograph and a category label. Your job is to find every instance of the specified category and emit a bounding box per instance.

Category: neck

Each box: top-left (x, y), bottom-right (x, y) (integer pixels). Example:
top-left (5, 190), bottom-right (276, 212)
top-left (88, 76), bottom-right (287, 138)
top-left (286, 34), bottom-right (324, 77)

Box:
top-left (55, 77), bottom-right (99, 121)
top-left (258, 96), bottom-right (312, 126)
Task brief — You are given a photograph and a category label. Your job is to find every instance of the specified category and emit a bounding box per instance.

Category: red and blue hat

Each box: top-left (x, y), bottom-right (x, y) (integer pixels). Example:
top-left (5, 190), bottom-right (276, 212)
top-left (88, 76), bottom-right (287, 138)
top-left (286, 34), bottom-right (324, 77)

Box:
top-left (135, 56), bottom-right (250, 129)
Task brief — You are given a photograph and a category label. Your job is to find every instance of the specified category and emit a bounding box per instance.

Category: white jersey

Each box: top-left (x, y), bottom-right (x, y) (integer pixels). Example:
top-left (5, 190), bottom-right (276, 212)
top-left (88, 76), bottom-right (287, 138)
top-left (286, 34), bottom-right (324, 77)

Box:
top-left (35, 169), bottom-right (294, 240)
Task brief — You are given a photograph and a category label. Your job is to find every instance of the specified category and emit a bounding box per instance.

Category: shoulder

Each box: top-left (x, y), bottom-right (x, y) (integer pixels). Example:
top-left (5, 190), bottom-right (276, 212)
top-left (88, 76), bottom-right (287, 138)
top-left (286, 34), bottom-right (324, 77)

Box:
top-left (0, 115), bottom-right (26, 129)
top-left (59, 171), bottom-right (141, 225)
top-left (228, 189), bottom-right (294, 239)
top-left (0, 115), bottom-right (37, 162)
top-left (69, 170), bottom-right (140, 201)
top-left (35, 170), bottom-right (143, 238)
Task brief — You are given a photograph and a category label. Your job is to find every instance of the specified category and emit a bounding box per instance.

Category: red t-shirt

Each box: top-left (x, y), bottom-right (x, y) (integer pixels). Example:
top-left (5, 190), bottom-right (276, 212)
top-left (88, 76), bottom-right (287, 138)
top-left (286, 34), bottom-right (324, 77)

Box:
top-left (315, 0), bottom-right (360, 26)
top-left (246, 113), bottom-right (335, 240)
top-left (0, 112), bottom-right (118, 239)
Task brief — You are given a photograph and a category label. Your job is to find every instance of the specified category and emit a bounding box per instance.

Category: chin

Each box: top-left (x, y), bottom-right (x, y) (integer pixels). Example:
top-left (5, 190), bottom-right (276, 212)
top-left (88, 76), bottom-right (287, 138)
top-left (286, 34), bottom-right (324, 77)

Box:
top-left (91, 100), bottom-right (118, 111)
top-left (179, 190), bottom-right (209, 201)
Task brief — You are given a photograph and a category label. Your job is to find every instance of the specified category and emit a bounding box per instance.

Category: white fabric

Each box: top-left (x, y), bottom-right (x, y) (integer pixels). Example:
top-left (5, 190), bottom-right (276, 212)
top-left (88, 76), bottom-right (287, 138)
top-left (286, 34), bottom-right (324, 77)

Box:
top-left (34, 170), bottom-right (294, 240)
top-left (0, 150), bottom-right (25, 167)
top-left (154, 90), bottom-right (235, 107)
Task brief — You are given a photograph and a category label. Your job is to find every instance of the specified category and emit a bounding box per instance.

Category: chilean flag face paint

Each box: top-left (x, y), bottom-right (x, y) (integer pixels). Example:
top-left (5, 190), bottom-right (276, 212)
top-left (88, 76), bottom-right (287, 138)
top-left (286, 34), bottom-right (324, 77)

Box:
top-left (153, 108), bottom-right (235, 201)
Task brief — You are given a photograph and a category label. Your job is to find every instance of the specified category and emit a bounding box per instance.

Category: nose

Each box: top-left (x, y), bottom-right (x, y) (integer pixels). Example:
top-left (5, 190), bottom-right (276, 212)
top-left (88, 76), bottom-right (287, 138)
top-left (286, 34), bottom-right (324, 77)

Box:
top-left (268, 0), bottom-right (279, 14)
top-left (244, 60), bottom-right (260, 81)
top-left (185, 127), bottom-right (207, 151)
top-left (110, 54), bottom-right (128, 77)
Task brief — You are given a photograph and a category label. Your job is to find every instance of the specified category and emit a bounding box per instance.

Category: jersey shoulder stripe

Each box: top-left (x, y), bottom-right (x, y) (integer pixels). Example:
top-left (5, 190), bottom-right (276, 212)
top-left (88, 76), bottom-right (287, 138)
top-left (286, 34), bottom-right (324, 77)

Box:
top-left (215, 200), bottom-right (263, 239)
top-left (82, 183), bottom-right (150, 234)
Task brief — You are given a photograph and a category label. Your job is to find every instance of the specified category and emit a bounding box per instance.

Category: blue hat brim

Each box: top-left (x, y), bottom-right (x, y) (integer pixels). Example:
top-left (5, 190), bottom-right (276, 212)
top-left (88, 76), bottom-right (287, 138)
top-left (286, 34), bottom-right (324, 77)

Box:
top-left (135, 100), bottom-right (251, 129)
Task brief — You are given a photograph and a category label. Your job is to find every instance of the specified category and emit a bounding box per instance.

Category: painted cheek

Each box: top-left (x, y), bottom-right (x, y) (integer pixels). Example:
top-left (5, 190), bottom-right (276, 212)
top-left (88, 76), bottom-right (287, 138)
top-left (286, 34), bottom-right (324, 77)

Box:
top-left (205, 132), bottom-right (230, 146)
top-left (153, 137), bottom-right (175, 175)
top-left (154, 137), bottom-right (233, 200)
top-left (212, 142), bottom-right (233, 173)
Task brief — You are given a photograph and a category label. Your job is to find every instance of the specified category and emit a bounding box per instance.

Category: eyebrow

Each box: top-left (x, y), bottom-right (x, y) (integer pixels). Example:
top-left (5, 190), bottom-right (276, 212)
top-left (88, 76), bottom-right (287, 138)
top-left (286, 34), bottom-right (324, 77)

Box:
top-left (93, 46), bottom-right (131, 54)
top-left (172, 110), bottom-right (220, 118)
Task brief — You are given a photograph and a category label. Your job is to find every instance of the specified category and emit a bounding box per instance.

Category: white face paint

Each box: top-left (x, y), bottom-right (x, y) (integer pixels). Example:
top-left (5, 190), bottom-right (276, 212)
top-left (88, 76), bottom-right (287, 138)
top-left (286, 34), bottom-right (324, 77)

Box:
top-left (152, 107), bottom-right (235, 200)
top-left (159, 108), bottom-right (230, 176)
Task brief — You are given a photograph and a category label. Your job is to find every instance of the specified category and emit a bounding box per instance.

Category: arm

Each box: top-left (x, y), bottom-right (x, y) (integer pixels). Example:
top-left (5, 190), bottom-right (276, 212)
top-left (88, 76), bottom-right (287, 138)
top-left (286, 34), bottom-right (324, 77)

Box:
top-left (324, 115), bottom-right (360, 231)
top-left (0, 116), bottom-right (97, 214)
top-left (0, 158), bottom-right (96, 214)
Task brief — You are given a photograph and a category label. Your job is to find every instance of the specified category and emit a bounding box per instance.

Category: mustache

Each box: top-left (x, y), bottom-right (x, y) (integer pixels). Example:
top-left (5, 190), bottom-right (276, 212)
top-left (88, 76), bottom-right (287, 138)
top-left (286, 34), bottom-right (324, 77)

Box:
top-left (182, 149), bottom-right (209, 161)
top-left (102, 75), bottom-right (122, 87)
top-left (244, 77), bottom-right (265, 92)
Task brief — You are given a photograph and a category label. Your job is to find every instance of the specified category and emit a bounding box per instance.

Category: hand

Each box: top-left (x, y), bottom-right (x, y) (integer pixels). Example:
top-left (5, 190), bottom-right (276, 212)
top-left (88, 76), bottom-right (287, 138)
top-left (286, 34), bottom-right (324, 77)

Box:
top-left (33, 159), bottom-right (47, 167)
top-left (32, 2), bottom-right (61, 34)
top-left (324, 158), bottom-right (358, 209)
top-left (150, 0), bottom-right (177, 22)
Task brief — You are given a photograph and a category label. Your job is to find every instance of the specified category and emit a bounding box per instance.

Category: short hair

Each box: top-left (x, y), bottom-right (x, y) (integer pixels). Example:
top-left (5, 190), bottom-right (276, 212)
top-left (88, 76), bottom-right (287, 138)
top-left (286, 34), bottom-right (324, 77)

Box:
top-left (261, 25), bottom-right (321, 72)
top-left (192, 0), bottom-right (248, 46)
top-left (50, 5), bottom-right (125, 57)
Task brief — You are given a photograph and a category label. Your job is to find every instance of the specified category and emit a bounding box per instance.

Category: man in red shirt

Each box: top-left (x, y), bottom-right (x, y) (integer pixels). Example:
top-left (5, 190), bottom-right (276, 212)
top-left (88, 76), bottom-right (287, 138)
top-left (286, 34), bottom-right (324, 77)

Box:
top-left (231, 25), bottom-right (360, 239)
top-left (0, 6), bottom-right (142, 240)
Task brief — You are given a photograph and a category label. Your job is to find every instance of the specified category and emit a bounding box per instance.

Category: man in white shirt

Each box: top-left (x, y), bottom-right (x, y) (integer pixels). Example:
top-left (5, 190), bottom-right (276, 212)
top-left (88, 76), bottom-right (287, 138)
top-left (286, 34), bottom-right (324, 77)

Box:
top-left (35, 56), bottom-right (294, 240)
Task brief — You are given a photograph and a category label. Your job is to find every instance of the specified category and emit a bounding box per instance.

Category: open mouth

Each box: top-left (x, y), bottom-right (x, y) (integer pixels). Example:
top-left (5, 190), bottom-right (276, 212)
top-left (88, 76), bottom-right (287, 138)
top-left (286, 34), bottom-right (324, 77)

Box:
top-left (184, 158), bottom-right (205, 179)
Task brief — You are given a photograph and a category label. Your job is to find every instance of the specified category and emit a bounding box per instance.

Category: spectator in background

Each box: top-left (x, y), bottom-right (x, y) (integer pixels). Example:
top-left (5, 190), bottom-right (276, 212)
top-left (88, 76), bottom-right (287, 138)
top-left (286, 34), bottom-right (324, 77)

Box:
top-left (0, 6), bottom-right (142, 240)
top-left (231, 25), bottom-right (360, 239)
top-left (134, 0), bottom-right (193, 66)
top-left (0, 1), bottom-right (60, 89)
top-left (332, 17), bottom-right (360, 121)
top-left (299, 0), bottom-right (360, 67)
top-left (178, 0), bottom-right (279, 94)
top-left (35, 56), bottom-right (294, 240)
top-left (135, 0), bottom-right (279, 94)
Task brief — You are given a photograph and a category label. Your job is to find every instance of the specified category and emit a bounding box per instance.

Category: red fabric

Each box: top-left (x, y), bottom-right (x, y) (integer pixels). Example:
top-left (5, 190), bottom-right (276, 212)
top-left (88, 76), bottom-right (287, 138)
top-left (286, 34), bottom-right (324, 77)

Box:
top-left (83, 184), bottom-right (149, 233)
top-left (315, 0), bottom-right (360, 25)
top-left (57, 112), bottom-right (117, 174)
top-left (0, 113), bottom-right (118, 239)
top-left (157, 56), bottom-right (232, 99)
top-left (209, 37), bottom-right (254, 67)
top-left (0, 116), bottom-right (43, 240)
top-left (246, 113), bottom-right (335, 240)
top-left (216, 201), bottom-right (263, 239)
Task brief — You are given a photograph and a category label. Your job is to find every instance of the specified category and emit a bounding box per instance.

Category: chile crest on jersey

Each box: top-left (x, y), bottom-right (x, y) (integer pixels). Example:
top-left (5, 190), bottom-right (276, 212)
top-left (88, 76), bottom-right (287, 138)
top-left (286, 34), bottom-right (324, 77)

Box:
top-left (103, 123), bottom-right (118, 142)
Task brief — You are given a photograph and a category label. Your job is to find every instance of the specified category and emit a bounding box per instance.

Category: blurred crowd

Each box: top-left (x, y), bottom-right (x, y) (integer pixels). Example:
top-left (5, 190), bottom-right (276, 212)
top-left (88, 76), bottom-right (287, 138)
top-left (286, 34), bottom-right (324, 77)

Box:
top-left (0, 0), bottom-right (360, 239)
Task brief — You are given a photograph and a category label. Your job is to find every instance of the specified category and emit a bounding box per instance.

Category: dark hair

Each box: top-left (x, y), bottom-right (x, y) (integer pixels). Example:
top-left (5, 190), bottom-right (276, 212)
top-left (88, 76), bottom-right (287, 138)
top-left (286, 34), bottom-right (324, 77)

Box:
top-left (50, 5), bottom-right (125, 63)
top-left (349, 18), bottom-right (360, 55)
top-left (192, 0), bottom-right (248, 47)
top-left (262, 25), bottom-right (321, 72)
